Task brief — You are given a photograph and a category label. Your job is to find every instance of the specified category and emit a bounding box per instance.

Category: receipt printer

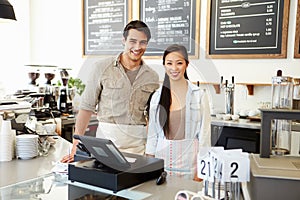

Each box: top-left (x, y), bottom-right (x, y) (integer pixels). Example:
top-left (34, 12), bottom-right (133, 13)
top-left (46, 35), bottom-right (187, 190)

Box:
top-left (68, 135), bottom-right (164, 193)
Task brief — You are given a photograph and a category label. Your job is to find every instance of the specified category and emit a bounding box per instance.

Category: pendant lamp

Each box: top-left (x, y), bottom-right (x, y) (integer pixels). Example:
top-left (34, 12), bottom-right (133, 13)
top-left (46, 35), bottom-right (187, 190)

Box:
top-left (0, 0), bottom-right (16, 21)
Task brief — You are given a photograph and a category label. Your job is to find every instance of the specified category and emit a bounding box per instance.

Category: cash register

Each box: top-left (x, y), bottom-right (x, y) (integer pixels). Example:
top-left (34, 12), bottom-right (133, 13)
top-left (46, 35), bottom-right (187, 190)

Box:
top-left (68, 135), bottom-right (164, 193)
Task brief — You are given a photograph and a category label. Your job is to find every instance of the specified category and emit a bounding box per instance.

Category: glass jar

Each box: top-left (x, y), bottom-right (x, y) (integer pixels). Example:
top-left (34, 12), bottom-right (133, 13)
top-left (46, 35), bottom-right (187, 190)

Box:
top-left (271, 73), bottom-right (293, 155)
top-left (293, 78), bottom-right (300, 110)
top-left (271, 75), bottom-right (293, 109)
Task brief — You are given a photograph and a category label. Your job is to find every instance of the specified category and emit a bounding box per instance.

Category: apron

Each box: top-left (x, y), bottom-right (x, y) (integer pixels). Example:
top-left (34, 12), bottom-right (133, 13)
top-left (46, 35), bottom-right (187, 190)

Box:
top-left (96, 122), bottom-right (146, 155)
top-left (155, 138), bottom-right (199, 179)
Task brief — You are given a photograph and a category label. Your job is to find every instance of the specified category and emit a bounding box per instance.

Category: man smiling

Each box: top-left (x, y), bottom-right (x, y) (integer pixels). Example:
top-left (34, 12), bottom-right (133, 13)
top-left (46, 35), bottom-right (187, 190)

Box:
top-left (61, 20), bottom-right (159, 163)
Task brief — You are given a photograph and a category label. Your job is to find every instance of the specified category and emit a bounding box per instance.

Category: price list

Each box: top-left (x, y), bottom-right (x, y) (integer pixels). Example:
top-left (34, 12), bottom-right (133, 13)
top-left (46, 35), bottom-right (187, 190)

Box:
top-left (208, 0), bottom-right (287, 56)
top-left (83, 0), bottom-right (129, 55)
top-left (140, 0), bottom-right (198, 57)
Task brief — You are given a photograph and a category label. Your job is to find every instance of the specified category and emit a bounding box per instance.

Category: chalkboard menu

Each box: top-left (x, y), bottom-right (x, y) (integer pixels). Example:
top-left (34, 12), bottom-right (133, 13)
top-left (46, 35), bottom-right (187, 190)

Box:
top-left (294, 0), bottom-right (300, 58)
top-left (207, 0), bottom-right (290, 58)
top-left (140, 0), bottom-right (200, 58)
top-left (82, 0), bottom-right (131, 56)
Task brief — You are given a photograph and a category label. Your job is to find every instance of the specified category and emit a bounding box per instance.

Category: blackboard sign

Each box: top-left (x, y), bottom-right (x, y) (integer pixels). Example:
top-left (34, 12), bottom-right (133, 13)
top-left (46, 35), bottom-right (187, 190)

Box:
top-left (82, 0), bottom-right (132, 56)
top-left (294, 0), bottom-right (300, 58)
top-left (207, 0), bottom-right (290, 58)
top-left (140, 0), bottom-right (200, 58)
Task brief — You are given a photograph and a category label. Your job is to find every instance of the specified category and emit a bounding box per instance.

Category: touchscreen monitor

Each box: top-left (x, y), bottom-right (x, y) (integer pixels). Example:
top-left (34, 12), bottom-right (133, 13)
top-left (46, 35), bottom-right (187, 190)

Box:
top-left (74, 135), bottom-right (131, 171)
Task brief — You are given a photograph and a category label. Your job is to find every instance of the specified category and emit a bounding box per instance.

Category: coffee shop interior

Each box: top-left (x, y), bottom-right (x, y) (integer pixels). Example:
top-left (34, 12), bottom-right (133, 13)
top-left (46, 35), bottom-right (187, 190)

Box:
top-left (1, 0), bottom-right (300, 199)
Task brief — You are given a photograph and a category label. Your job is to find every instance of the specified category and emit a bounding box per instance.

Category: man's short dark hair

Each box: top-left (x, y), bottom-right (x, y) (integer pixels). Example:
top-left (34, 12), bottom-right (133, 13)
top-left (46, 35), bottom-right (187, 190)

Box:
top-left (123, 20), bottom-right (151, 42)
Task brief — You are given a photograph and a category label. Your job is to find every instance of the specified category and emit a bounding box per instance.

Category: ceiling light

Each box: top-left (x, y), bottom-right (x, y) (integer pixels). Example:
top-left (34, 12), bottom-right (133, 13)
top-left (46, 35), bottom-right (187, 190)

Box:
top-left (0, 0), bottom-right (16, 21)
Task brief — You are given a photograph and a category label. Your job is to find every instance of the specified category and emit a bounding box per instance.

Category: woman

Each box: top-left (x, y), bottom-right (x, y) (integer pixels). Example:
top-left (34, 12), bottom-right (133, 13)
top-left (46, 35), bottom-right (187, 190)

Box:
top-left (145, 44), bottom-right (211, 180)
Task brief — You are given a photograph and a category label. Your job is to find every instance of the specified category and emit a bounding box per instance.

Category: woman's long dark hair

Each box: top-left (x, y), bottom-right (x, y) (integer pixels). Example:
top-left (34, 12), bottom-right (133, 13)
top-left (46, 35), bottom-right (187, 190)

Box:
top-left (159, 44), bottom-right (189, 137)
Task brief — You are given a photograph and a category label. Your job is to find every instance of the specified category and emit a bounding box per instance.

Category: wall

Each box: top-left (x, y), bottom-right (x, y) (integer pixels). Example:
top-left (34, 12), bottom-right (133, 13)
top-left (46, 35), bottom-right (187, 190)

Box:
top-left (0, 0), bottom-right (30, 95)
top-left (1, 0), bottom-right (299, 113)
top-left (29, 0), bottom-right (83, 85)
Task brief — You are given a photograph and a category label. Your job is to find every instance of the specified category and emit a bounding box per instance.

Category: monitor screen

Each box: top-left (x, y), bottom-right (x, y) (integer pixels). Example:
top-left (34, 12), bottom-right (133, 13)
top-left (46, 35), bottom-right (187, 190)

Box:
top-left (74, 135), bottom-right (131, 171)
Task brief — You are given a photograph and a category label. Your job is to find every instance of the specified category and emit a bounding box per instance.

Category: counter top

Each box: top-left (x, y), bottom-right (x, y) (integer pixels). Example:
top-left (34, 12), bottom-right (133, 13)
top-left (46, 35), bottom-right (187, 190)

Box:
top-left (211, 117), bottom-right (261, 129)
top-left (0, 135), bottom-right (250, 199)
top-left (0, 172), bottom-right (204, 200)
top-left (212, 116), bottom-right (300, 132)
top-left (250, 154), bottom-right (300, 180)
top-left (0, 136), bottom-right (205, 199)
top-left (61, 114), bottom-right (98, 126)
top-left (247, 153), bottom-right (300, 200)
top-left (0, 136), bottom-right (71, 188)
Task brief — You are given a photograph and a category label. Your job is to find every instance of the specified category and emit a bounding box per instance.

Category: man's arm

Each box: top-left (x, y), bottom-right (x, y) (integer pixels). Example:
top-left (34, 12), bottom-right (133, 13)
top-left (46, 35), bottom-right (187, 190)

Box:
top-left (60, 109), bottom-right (93, 163)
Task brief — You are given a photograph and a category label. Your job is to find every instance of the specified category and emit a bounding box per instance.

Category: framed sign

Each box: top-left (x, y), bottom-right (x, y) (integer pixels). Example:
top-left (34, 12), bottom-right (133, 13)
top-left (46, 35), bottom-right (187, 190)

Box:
top-left (206, 0), bottom-right (290, 58)
top-left (82, 0), bottom-right (132, 56)
top-left (294, 0), bottom-right (300, 58)
top-left (139, 0), bottom-right (200, 58)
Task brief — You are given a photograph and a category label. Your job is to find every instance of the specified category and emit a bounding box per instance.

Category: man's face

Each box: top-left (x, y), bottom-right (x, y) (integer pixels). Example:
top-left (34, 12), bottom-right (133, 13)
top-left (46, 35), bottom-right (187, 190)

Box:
top-left (122, 29), bottom-right (148, 62)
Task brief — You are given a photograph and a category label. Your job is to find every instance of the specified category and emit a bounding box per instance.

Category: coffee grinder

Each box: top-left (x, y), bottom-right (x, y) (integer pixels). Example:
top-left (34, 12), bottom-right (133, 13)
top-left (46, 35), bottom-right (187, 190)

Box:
top-left (58, 68), bottom-right (74, 115)
top-left (26, 65), bottom-right (41, 91)
top-left (42, 66), bottom-right (58, 110)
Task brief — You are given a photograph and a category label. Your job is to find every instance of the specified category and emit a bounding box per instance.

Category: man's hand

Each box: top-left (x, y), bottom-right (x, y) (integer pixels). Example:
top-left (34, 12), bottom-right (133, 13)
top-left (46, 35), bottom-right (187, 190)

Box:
top-left (60, 141), bottom-right (78, 163)
top-left (60, 152), bottom-right (75, 163)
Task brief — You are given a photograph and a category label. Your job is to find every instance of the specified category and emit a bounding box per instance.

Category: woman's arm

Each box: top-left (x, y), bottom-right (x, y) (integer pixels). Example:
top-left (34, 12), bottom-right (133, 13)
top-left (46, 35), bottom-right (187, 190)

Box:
top-left (198, 90), bottom-right (212, 148)
top-left (145, 91), bottom-right (160, 156)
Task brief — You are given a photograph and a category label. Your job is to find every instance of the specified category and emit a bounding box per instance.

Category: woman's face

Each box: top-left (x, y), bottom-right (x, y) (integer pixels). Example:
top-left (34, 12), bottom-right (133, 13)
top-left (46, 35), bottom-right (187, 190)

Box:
top-left (164, 51), bottom-right (188, 81)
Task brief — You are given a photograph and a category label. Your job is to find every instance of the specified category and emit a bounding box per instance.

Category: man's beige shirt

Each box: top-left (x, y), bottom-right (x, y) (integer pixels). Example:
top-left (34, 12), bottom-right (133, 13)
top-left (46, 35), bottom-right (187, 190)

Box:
top-left (80, 55), bottom-right (159, 125)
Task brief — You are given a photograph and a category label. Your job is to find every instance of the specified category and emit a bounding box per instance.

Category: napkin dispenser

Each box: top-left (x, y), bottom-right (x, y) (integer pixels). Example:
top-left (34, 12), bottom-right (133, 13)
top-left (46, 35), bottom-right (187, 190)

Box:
top-left (68, 135), bottom-right (164, 193)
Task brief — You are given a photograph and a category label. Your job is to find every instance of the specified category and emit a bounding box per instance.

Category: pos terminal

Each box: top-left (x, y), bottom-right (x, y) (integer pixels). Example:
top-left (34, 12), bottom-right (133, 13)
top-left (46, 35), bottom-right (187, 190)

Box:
top-left (68, 135), bottom-right (164, 193)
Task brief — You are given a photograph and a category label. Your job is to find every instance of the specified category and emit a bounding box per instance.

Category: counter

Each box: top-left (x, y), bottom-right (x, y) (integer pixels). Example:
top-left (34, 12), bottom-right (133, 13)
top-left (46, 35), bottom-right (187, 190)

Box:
top-left (247, 154), bottom-right (300, 200)
top-left (0, 136), bottom-right (249, 199)
top-left (211, 116), bottom-right (300, 131)
top-left (61, 115), bottom-right (98, 142)
top-left (0, 137), bottom-right (206, 200)
top-left (0, 171), bottom-right (204, 199)
top-left (0, 136), bottom-right (204, 199)
top-left (0, 136), bottom-right (71, 188)
top-left (211, 117), bottom-right (261, 130)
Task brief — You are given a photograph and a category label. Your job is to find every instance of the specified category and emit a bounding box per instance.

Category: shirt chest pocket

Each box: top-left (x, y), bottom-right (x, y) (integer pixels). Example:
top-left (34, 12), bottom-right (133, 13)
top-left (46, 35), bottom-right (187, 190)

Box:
top-left (190, 103), bottom-right (201, 121)
top-left (135, 85), bottom-right (156, 109)
top-left (102, 80), bottom-right (126, 100)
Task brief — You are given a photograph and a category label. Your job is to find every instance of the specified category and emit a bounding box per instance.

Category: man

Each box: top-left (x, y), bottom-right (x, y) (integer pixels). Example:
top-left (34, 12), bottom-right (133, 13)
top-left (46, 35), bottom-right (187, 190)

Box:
top-left (61, 20), bottom-right (159, 163)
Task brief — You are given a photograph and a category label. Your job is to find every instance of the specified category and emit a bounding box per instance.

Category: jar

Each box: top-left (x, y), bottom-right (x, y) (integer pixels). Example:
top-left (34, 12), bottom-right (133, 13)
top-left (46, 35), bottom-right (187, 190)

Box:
top-left (293, 78), bottom-right (300, 110)
top-left (271, 71), bottom-right (293, 155)
top-left (271, 75), bottom-right (293, 109)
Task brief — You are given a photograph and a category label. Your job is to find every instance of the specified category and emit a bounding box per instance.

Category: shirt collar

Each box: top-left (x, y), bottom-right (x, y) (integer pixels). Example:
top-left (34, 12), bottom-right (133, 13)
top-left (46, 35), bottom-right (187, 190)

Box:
top-left (114, 53), bottom-right (145, 68)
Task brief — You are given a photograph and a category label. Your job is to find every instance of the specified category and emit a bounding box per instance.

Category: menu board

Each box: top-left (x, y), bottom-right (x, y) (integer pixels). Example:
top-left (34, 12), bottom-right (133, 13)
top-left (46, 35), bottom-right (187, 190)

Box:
top-left (140, 0), bottom-right (200, 58)
top-left (207, 0), bottom-right (290, 58)
top-left (82, 0), bottom-right (131, 56)
top-left (294, 0), bottom-right (300, 58)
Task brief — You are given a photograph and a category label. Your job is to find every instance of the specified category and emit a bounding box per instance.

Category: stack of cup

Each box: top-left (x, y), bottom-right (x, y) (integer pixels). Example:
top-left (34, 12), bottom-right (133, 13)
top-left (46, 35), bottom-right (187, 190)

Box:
top-left (0, 118), bottom-right (14, 162)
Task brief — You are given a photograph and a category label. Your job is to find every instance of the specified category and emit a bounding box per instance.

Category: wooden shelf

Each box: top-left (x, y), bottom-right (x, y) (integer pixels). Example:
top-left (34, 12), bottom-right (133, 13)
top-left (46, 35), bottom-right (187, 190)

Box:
top-left (193, 82), bottom-right (271, 95)
top-left (193, 82), bottom-right (221, 94)
top-left (237, 83), bottom-right (271, 95)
